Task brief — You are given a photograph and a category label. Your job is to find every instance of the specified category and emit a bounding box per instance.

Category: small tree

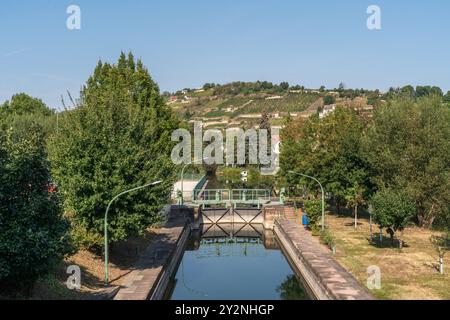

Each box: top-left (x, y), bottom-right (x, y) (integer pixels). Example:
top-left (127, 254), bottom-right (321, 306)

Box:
top-left (371, 189), bottom-right (416, 248)
top-left (323, 95), bottom-right (335, 105)
top-left (430, 232), bottom-right (449, 275)
top-left (345, 185), bottom-right (365, 230)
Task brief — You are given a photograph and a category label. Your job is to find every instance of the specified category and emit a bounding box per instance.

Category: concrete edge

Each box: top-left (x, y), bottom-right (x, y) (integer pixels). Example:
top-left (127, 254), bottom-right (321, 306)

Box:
top-left (274, 222), bottom-right (331, 300)
top-left (148, 225), bottom-right (191, 300)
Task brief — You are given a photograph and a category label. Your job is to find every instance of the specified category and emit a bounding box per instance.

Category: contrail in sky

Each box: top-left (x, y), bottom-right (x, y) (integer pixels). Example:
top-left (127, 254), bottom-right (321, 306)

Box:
top-left (2, 49), bottom-right (26, 58)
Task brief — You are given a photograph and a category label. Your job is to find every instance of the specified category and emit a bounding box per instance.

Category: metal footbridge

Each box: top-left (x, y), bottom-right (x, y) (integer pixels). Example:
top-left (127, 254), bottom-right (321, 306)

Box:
top-left (192, 189), bottom-right (271, 208)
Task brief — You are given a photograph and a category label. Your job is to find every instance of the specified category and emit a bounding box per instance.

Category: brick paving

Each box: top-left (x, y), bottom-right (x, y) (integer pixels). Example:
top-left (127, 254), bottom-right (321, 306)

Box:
top-left (276, 218), bottom-right (374, 300)
top-left (114, 209), bottom-right (190, 300)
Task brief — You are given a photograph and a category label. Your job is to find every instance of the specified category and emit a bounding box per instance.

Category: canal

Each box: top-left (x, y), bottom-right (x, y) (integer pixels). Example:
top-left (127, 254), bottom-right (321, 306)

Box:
top-left (165, 224), bottom-right (310, 300)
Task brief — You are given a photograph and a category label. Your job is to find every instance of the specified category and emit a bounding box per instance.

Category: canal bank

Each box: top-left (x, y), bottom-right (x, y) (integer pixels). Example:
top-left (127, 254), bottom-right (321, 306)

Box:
top-left (114, 206), bottom-right (193, 300)
top-left (274, 218), bottom-right (374, 300)
top-left (113, 204), bottom-right (373, 300)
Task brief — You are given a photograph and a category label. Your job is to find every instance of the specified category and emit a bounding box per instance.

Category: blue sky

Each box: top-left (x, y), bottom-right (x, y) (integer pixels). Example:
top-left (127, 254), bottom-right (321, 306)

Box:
top-left (1, 0), bottom-right (449, 108)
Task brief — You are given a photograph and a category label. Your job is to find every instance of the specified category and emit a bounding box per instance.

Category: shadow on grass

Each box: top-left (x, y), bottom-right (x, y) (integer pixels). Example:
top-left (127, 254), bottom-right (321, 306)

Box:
top-left (344, 222), bottom-right (364, 227)
top-left (367, 234), bottom-right (410, 249)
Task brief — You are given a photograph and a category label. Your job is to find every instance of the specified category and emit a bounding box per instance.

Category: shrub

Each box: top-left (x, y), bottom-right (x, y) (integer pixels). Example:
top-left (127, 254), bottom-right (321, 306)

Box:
top-left (320, 229), bottom-right (336, 250)
top-left (0, 122), bottom-right (73, 290)
top-left (304, 199), bottom-right (322, 230)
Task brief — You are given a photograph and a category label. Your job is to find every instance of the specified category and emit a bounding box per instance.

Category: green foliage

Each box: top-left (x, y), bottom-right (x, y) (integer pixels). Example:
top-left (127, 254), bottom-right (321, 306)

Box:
top-left (430, 232), bottom-right (449, 259)
top-left (304, 199), bottom-right (322, 229)
top-left (371, 188), bottom-right (416, 234)
top-left (48, 52), bottom-right (180, 248)
top-left (0, 123), bottom-right (72, 289)
top-left (279, 82), bottom-right (290, 91)
top-left (320, 229), bottom-right (336, 249)
top-left (416, 86), bottom-right (443, 97)
top-left (0, 93), bottom-right (56, 137)
top-left (213, 81), bottom-right (277, 95)
top-left (0, 93), bottom-right (52, 117)
top-left (365, 96), bottom-right (450, 227)
top-left (281, 107), bottom-right (371, 209)
top-left (323, 95), bottom-right (335, 105)
top-left (444, 91), bottom-right (450, 103)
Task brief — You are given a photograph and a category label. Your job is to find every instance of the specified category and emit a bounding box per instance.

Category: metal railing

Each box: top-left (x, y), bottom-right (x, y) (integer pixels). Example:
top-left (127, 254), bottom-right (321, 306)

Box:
top-left (193, 189), bottom-right (231, 203)
top-left (231, 189), bottom-right (271, 203)
top-left (192, 189), bottom-right (271, 206)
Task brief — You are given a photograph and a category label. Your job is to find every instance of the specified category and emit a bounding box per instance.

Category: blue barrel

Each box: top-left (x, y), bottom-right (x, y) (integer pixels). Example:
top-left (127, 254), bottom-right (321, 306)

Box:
top-left (302, 214), bottom-right (309, 226)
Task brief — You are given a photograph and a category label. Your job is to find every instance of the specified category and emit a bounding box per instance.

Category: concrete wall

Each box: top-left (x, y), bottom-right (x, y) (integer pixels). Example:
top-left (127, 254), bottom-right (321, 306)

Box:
top-left (200, 207), bottom-right (263, 224)
top-left (263, 205), bottom-right (285, 229)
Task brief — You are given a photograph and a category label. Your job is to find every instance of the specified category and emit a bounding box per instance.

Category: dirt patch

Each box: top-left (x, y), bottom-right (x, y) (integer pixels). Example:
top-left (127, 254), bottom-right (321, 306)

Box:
top-left (31, 227), bottom-right (159, 300)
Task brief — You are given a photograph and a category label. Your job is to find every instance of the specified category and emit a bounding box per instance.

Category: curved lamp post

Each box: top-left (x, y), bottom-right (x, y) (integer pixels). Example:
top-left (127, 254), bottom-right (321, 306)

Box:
top-left (288, 171), bottom-right (325, 231)
top-left (104, 180), bottom-right (162, 284)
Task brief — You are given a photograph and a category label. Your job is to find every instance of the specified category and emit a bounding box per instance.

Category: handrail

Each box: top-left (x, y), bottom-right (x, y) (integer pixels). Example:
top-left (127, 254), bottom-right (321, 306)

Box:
top-left (192, 188), bottom-right (271, 205)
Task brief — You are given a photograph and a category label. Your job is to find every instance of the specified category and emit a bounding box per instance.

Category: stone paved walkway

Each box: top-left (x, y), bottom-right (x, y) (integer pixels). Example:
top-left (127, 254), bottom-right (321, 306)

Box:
top-left (114, 208), bottom-right (190, 300)
top-left (275, 218), bottom-right (374, 300)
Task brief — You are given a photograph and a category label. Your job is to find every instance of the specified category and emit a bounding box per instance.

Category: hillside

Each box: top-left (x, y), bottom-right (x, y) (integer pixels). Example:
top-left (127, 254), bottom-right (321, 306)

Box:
top-left (165, 82), bottom-right (381, 129)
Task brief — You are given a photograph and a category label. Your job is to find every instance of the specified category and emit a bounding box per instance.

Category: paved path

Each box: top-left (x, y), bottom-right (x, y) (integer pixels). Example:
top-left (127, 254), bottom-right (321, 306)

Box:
top-left (114, 210), bottom-right (189, 300)
top-left (275, 218), bottom-right (374, 300)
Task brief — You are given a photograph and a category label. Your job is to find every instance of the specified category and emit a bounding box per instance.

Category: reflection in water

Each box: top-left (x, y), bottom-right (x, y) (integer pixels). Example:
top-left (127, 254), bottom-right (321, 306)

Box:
top-left (167, 224), bottom-right (310, 300)
top-left (277, 275), bottom-right (309, 300)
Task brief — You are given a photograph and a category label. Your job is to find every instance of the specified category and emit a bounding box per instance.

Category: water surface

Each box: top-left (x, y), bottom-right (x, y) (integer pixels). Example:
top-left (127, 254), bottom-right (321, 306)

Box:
top-left (167, 224), bottom-right (310, 300)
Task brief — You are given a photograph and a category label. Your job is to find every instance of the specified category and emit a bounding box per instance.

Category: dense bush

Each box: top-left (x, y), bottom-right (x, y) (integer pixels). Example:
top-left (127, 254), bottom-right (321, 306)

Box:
top-left (303, 199), bottom-right (322, 230)
top-left (48, 52), bottom-right (180, 248)
top-left (0, 122), bottom-right (72, 289)
top-left (320, 229), bottom-right (336, 250)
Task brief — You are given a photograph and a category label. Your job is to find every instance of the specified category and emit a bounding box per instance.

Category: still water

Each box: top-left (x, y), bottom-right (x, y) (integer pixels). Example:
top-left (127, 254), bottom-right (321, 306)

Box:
top-left (166, 224), bottom-right (310, 300)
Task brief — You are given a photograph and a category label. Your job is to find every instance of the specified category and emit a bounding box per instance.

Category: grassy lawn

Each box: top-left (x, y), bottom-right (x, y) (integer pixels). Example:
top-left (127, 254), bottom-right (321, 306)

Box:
top-left (325, 214), bottom-right (450, 300)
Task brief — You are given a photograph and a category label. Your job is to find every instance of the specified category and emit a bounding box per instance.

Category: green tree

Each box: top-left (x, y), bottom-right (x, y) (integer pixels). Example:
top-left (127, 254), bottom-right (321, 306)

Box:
top-left (371, 188), bottom-right (416, 248)
top-left (400, 85), bottom-right (415, 98)
top-left (0, 93), bottom-right (56, 137)
top-left (0, 121), bottom-right (72, 291)
top-left (48, 52), bottom-right (180, 248)
top-left (0, 93), bottom-right (52, 117)
top-left (444, 91), bottom-right (450, 104)
top-left (416, 86), bottom-right (443, 98)
top-left (279, 82), bottom-right (290, 91)
top-left (323, 95), bottom-right (335, 105)
top-left (281, 107), bottom-right (371, 213)
top-left (303, 199), bottom-right (322, 230)
top-left (365, 96), bottom-right (450, 228)
top-left (344, 184), bottom-right (365, 230)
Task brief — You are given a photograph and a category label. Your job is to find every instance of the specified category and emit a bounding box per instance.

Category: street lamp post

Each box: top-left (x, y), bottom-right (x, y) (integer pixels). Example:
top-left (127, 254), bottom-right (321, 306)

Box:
top-left (288, 171), bottom-right (325, 231)
top-left (104, 180), bottom-right (162, 284)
